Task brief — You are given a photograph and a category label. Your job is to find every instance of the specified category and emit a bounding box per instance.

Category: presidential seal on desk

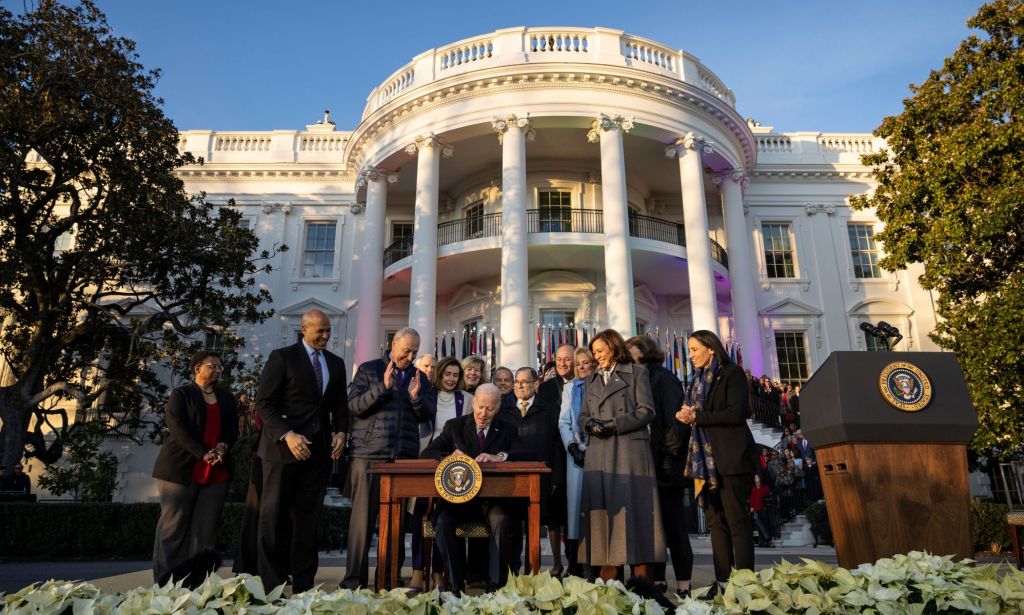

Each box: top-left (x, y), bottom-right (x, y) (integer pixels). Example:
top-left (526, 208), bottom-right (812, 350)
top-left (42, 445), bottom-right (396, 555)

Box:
top-left (434, 454), bottom-right (483, 503)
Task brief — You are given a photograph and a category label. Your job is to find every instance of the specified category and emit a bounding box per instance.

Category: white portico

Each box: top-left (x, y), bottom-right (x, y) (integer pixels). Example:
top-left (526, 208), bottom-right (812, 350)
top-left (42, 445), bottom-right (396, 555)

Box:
top-left (176, 25), bottom-right (941, 390)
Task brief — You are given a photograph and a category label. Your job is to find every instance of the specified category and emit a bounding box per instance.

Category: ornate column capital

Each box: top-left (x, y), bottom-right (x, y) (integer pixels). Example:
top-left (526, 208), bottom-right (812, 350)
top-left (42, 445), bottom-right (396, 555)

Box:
top-left (492, 114), bottom-right (536, 144)
top-left (665, 132), bottom-right (714, 158)
top-left (711, 169), bottom-right (749, 188)
top-left (586, 114), bottom-right (635, 143)
top-left (404, 134), bottom-right (454, 158)
top-left (804, 203), bottom-right (836, 216)
top-left (355, 165), bottom-right (399, 188)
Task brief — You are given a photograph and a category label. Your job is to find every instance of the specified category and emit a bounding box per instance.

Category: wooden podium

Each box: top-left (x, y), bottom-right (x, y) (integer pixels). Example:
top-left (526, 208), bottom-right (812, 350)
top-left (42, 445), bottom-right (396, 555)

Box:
top-left (800, 352), bottom-right (978, 568)
top-left (369, 460), bottom-right (550, 590)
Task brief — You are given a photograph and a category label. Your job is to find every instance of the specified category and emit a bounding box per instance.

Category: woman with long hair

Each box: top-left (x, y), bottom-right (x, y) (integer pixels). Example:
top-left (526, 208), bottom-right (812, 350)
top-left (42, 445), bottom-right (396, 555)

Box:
top-left (410, 356), bottom-right (473, 591)
top-left (577, 329), bottom-right (664, 582)
top-left (625, 334), bottom-right (693, 597)
top-left (676, 330), bottom-right (759, 595)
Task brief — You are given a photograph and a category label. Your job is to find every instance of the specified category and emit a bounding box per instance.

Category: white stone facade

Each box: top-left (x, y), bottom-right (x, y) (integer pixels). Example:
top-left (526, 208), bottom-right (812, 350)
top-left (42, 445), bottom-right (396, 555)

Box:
top-left (49, 27), bottom-right (940, 501)
top-left (176, 27), bottom-right (937, 384)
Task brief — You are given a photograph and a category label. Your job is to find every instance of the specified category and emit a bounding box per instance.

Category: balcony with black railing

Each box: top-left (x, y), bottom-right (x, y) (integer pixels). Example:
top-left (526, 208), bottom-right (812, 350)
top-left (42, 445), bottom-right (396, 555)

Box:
top-left (381, 208), bottom-right (729, 269)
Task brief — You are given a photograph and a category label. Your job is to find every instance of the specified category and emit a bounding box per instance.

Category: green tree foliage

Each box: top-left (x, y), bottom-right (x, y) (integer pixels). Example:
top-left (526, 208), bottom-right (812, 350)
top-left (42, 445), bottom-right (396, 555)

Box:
top-left (0, 1), bottom-right (280, 470)
top-left (37, 421), bottom-right (118, 502)
top-left (851, 0), bottom-right (1024, 458)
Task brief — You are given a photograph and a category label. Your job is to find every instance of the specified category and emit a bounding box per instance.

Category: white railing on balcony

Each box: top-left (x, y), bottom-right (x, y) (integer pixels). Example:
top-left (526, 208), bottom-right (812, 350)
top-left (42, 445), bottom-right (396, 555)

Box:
top-left (621, 36), bottom-right (674, 70)
top-left (818, 135), bottom-right (876, 154)
top-left (380, 68), bottom-right (415, 104)
top-left (756, 135), bottom-right (793, 154)
top-left (214, 135), bottom-right (271, 152)
top-left (179, 130), bottom-right (352, 164)
top-left (439, 38), bottom-right (494, 70)
top-left (361, 27), bottom-right (737, 118)
top-left (300, 134), bottom-right (347, 152)
top-left (528, 30), bottom-right (589, 53)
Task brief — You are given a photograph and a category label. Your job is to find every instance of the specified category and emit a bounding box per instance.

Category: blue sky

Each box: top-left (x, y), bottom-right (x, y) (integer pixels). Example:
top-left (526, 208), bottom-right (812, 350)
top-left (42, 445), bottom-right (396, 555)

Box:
top-left (9, 0), bottom-right (981, 133)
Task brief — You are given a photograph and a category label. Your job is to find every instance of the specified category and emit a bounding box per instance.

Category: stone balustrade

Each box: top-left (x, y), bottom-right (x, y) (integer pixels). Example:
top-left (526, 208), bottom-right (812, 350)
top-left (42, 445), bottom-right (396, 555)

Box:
top-left (361, 27), bottom-right (737, 118)
top-left (177, 130), bottom-right (352, 164)
top-left (754, 132), bottom-right (886, 164)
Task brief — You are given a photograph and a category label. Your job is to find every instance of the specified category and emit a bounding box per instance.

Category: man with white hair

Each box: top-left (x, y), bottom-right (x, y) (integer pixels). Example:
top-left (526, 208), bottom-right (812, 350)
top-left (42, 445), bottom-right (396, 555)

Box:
top-left (421, 383), bottom-right (517, 594)
top-left (341, 327), bottom-right (437, 589)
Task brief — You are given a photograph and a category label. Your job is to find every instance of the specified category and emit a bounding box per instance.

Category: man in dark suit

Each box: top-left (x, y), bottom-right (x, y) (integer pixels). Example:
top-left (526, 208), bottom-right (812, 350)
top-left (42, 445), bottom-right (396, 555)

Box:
top-left (341, 327), bottom-right (436, 590)
top-left (254, 309), bottom-right (348, 592)
top-left (536, 344), bottom-right (575, 409)
top-left (421, 383), bottom-right (517, 594)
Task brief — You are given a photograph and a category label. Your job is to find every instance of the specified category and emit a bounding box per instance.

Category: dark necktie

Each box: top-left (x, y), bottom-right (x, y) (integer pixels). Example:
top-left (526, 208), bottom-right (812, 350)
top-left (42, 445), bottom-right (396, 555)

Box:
top-left (311, 350), bottom-right (324, 393)
top-left (477, 428), bottom-right (485, 451)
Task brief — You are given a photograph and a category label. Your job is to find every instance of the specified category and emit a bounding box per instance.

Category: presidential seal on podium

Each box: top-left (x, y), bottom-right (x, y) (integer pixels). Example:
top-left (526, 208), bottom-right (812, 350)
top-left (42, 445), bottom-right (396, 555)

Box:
top-left (434, 454), bottom-right (483, 503)
top-left (879, 361), bottom-right (933, 412)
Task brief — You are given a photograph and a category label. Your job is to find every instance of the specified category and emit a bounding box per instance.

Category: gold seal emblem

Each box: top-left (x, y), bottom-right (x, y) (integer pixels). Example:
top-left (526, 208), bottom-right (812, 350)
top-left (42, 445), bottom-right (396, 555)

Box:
top-left (434, 453), bottom-right (483, 504)
top-left (879, 361), bottom-right (932, 412)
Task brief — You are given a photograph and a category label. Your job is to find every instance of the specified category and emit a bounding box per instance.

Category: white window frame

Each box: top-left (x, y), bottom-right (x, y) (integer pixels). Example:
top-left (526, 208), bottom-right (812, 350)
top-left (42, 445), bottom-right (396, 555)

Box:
top-left (295, 217), bottom-right (344, 283)
top-left (753, 216), bottom-right (810, 291)
top-left (840, 216), bottom-right (897, 291)
top-left (771, 328), bottom-right (812, 385)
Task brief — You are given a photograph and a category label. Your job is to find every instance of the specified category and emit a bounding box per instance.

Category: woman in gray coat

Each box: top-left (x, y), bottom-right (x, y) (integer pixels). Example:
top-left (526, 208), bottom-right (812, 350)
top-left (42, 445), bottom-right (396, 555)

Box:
top-left (578, 329), bottom-right (665, 581)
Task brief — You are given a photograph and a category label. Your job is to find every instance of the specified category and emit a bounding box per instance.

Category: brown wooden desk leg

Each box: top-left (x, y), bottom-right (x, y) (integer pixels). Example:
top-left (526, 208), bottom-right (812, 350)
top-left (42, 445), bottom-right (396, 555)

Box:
top-left (389, 493), bottom-right (402, 588)
top-left (528, 474), bottom-right (541, 574)
top-left (376, 475), bottom-right (392, 590)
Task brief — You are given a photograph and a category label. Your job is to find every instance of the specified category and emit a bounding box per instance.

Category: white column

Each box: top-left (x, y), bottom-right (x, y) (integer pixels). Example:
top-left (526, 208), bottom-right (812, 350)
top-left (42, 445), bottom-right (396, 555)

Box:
top-left (405, 135), bottom-right (453, 356)
top-left (667, 134), bottom-right (720, 335)
top-left (493, 115), bottom-right (533, 370)
top-left (353, 166), bottom-right (397, 366)
top-left (717, 170), bottom-right (763, 374)
top-left (588, 114), bottom-right (636, 338)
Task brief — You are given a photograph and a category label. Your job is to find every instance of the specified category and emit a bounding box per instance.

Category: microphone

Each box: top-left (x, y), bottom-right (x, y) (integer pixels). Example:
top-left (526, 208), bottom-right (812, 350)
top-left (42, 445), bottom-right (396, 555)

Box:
top-left (859, 322), bottom-right (883, 338)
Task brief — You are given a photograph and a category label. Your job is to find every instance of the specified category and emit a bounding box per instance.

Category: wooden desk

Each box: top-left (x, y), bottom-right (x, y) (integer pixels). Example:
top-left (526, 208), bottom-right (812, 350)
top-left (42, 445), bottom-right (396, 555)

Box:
top-left (370, 460), bottom-right (550, 590)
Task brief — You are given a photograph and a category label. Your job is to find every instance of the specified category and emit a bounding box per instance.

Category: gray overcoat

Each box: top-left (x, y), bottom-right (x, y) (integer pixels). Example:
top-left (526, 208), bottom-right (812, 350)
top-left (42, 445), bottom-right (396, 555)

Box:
top-left (577, 362), bottom-right (666, 566)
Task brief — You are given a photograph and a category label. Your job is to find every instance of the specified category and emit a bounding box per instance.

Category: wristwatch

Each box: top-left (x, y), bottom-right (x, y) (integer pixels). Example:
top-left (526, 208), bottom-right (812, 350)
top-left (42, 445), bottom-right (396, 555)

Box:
top-left (496, 451), bottom-right (508, 462)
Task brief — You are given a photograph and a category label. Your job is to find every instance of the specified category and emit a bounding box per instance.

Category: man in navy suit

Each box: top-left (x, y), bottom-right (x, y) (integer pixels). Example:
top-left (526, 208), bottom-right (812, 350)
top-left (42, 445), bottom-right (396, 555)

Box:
top-left (254, 309), bottom-right (348, 592)
top-left (421, 384), bottom-right (517, 594)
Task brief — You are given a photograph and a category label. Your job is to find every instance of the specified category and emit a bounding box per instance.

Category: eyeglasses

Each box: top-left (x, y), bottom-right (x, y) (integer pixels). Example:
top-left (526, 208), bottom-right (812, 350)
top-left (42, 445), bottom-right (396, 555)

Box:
top-left (201, 363), bottom-right (224, 370)
top-left (513, 380), bottom-right (536, 387)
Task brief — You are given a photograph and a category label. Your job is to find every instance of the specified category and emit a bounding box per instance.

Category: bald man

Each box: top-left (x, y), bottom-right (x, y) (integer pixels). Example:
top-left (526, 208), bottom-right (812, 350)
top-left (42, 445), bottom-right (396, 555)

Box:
top-left (254, 309), bottom-right (348, 592)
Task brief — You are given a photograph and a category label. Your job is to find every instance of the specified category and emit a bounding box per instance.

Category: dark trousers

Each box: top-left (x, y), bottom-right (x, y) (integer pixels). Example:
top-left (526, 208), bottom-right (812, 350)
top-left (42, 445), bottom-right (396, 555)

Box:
top-left (257, 444), bottom-right (330, 593)
top-left (342, 457), bottom-right (405, 589)
top-left (704, 473), bottom-right (755, 582)
top-left (433, 502), bottom-right (510, 591)
top-left (649, 481), bottom-right (694, 583)
top-left (153, 479), bottom-right (229, 587)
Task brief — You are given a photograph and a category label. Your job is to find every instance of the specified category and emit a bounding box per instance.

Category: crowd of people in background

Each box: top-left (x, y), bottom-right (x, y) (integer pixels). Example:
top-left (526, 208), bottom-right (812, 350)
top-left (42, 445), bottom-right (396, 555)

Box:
top-left (121, 308), bottom-right (819, 598)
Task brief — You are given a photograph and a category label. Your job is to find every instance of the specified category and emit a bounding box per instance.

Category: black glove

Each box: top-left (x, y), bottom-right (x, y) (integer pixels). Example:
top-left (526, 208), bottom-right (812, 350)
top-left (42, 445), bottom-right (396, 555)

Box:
top-left (568, 442), bottom-right (586, 467)
top-left (584, 418), bottom-right (616, 439)
top-left (657, 455), bottom-right (678, 483)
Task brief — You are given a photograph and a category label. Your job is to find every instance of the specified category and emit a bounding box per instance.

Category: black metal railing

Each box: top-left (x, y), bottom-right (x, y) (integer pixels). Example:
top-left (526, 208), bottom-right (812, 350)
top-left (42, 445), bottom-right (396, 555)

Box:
top-left (383, 236), bottom-right (413, 268)
top-left (381, 209), bottom-right (730, 270)
top-left (526, 208), bottom-right (603, 234)
top-left (628, 212), bottom-right (684, 246)
top-left (750, 394), bottom-right (787, 432)
top-left (711, 238), bottom-right (729, 269)
top-left (437, 212), bottom-right (502, 247)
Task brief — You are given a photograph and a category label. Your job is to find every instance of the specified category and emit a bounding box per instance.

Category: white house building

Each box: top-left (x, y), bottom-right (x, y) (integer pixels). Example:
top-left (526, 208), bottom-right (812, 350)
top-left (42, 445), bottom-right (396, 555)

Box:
top-left (178, 26), bottom-right (938, 383)
top-left (26, 27), bottom-right (945, 500)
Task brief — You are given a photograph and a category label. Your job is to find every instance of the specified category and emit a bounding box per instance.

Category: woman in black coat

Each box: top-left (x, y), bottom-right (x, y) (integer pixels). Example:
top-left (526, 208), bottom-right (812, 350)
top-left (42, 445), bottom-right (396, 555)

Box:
top-left (626, 335), bottom-right (693, 597)
top-left (152, 350), bottom-right (238, 587)
top-left (676, 330), bottom-right (758, 592)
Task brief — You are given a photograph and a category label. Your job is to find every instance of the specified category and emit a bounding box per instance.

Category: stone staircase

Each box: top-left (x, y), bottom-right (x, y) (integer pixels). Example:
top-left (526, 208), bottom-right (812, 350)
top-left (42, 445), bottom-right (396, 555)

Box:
top-left (747, 418), bottom-right (784, 450)
top-left (776, 514), bottom-right (815, 547)
top-left (324, 486), bottom-right (351, 508)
